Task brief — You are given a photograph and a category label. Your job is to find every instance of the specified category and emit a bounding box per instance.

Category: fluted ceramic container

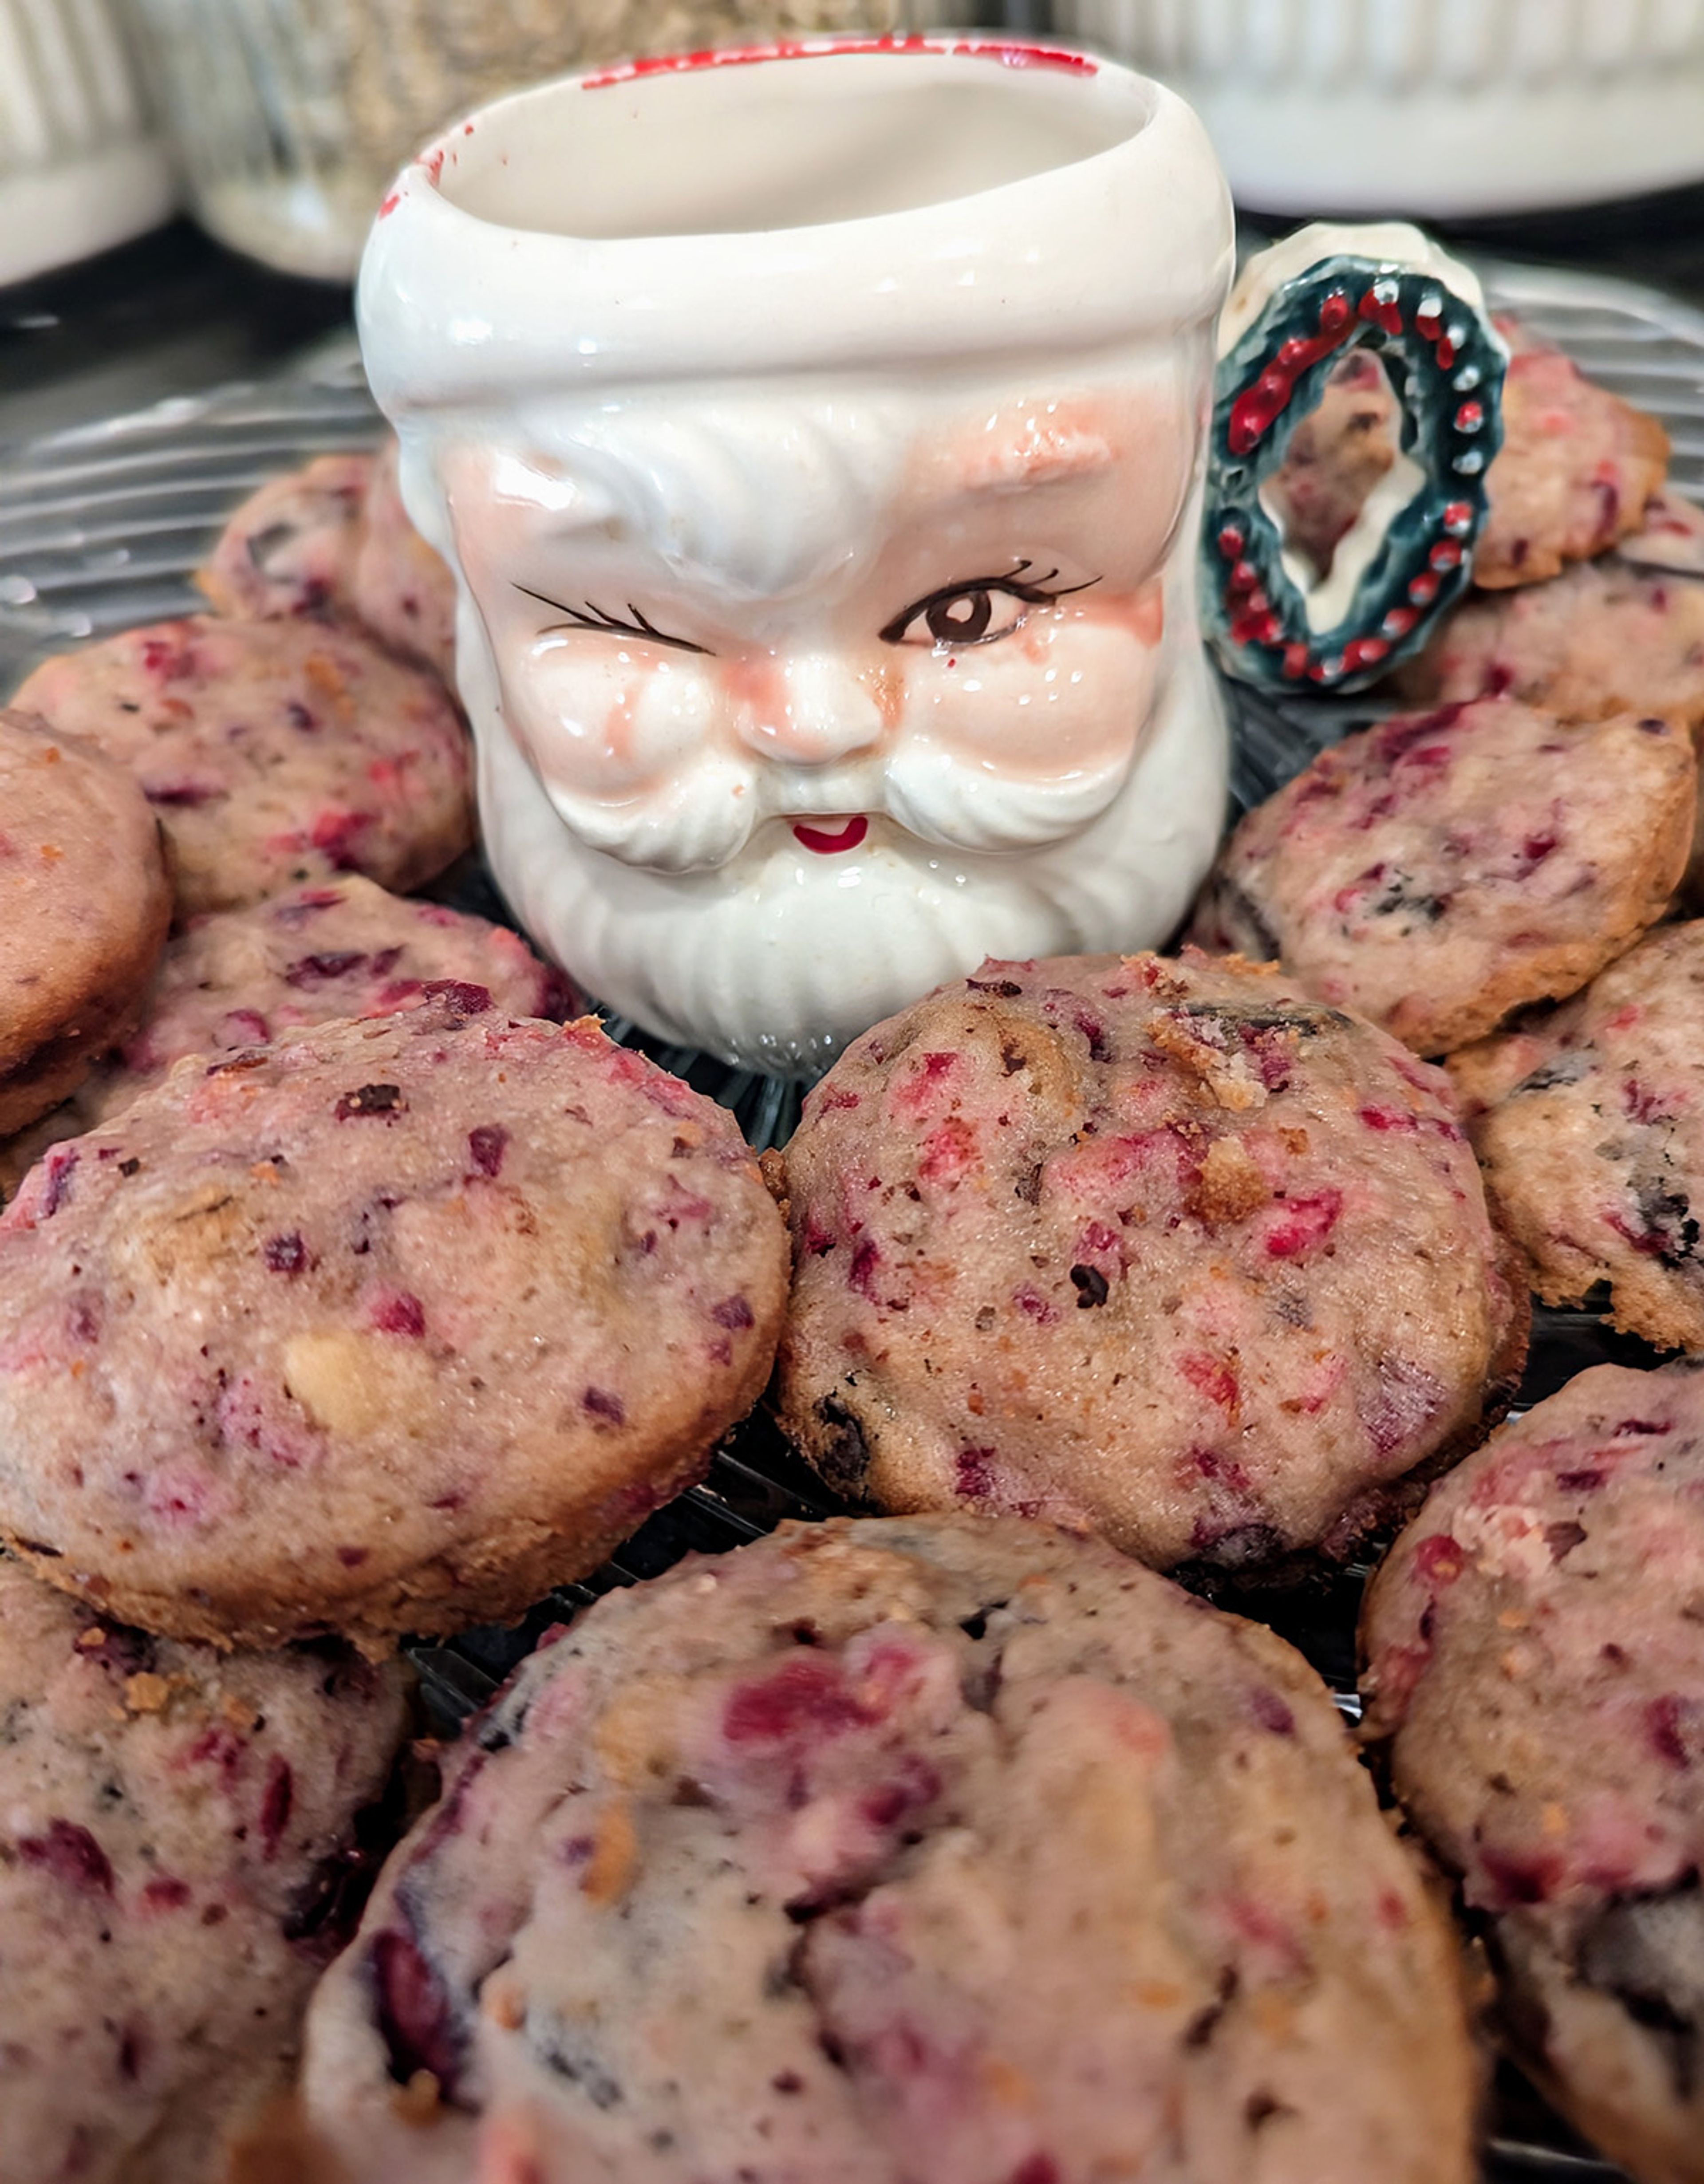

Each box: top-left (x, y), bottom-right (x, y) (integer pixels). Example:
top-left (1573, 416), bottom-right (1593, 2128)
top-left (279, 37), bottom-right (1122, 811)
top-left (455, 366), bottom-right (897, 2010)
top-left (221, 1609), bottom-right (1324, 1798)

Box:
top-left (1056, 0), bottom-right (1704, 213)
top-left (126, 0), bottom-right (970, 279)
top-left (0, 0), bottom-right (175, 284)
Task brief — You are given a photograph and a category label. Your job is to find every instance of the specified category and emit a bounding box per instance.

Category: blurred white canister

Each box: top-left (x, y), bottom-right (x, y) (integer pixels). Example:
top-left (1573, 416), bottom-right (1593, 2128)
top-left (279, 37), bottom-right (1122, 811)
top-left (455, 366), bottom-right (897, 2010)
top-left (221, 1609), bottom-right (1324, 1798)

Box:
top-left (0, 0), bottom-right (175, 284)
top-left (1055, 0), bottom-right (1704, 214)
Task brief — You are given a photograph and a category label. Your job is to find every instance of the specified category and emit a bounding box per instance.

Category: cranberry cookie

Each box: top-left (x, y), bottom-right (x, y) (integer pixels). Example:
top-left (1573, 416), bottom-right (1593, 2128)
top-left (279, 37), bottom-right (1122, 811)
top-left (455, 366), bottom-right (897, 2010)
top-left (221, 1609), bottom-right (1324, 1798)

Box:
top-left (351, 439), bottom-right (457, 682)
top-left (1362, 1362), bottom-right (1704, 2184)
top-left (777, 952), bottom-right (1526, 1578)
top-left (196, 452), bottom-right (375, 623)
top-left (1396, 498), bottom-right (1704, 732)
top-left (0, 1551), bottom-right (407, 2184)
top-left (0, 993), bottom-right (788, 1650)
top-left (1188, 699), bottom-right (1694, 1056)
top-left (1264, 350), bottom-right (1400, 579)
top-left (303, 1514), bottom-right (1475, 2184)
top-left (1449, 921), bottom-right (1704, 1352)
top-left (1474, 327), bottom-right (1669, 589)
top-left (12, 615), bottom-right (472, 916)
top-left (0, 710), bottom-right (171, 1136)
top-left (0, 875), bottom-right (576, 1196)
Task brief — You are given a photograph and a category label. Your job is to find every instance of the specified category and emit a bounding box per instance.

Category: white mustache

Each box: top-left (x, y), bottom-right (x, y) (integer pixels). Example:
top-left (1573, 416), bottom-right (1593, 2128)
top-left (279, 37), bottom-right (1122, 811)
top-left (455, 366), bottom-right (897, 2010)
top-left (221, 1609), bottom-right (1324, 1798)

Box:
top-left (883, 739), bottom-right (1136, 854)
top-left (536, 739), bottom-right (1135, 872)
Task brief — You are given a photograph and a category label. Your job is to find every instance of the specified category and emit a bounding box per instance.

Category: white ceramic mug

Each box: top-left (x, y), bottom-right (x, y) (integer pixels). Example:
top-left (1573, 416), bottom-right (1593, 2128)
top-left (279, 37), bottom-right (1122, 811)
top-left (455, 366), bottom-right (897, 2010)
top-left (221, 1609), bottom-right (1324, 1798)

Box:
top-left (357, 38), bottom-right (1491, 1074)
top-left (357, 37), bottom-right (1236, 1073)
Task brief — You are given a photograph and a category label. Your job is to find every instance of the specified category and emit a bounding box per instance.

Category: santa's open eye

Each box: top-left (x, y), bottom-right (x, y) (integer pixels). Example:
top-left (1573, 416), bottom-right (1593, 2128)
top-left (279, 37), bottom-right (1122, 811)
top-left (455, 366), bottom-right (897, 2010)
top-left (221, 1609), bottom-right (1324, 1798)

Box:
top-left (880, 564), bottom-right (1100, 650)
top-left (514, 584), bottom-right (710, 656)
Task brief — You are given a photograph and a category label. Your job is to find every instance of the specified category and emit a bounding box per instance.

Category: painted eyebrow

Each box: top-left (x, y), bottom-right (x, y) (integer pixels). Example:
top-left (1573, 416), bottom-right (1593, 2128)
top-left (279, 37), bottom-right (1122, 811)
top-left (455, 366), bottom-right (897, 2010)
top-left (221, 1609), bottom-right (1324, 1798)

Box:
top-left (514, 584), bottom-right (710, 655)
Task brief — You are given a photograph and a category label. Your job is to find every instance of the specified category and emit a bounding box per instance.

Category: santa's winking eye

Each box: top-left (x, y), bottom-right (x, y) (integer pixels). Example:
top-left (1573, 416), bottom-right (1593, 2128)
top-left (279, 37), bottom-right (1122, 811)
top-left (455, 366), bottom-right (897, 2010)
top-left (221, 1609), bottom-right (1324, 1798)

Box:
top-left (880, 563), bottom-right (1099, 650)
top-left (515, 584), bottom-right (709, 655)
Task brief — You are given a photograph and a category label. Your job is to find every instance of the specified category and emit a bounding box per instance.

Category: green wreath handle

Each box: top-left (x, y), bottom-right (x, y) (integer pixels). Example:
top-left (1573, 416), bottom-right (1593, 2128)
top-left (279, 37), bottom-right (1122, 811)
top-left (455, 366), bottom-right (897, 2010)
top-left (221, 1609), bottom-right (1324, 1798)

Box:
top-left (1203, 250), bottom-right (1507, 695)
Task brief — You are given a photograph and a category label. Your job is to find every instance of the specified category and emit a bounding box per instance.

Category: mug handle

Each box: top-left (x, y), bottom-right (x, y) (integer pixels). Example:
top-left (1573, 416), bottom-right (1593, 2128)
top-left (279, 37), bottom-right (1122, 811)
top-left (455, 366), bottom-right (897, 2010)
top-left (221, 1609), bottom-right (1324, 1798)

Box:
top-left (1202, 223), bottom-right (1507, 695)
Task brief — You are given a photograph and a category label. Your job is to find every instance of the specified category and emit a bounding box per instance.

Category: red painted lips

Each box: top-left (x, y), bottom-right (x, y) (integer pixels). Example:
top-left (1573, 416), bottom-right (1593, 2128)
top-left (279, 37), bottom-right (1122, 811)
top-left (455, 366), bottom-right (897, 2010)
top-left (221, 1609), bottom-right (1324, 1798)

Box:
top-left (793, 815), bottom-right (869, 855)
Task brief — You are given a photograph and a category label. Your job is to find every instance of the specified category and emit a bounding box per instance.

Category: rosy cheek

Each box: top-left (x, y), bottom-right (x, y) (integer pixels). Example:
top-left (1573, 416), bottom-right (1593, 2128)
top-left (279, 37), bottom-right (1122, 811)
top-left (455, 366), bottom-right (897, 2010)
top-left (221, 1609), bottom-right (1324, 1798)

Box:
top-left (504, 641), bottom-right (718, 799)
top-left (908, 593), bottom-right (1162, 776)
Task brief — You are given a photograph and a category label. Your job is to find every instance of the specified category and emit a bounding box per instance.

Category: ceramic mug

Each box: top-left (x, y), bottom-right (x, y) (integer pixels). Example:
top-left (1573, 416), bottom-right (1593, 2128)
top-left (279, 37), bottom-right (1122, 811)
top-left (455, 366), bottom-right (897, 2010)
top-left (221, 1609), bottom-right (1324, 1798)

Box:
top-left (357, 37), bottom-right (1499, 1074)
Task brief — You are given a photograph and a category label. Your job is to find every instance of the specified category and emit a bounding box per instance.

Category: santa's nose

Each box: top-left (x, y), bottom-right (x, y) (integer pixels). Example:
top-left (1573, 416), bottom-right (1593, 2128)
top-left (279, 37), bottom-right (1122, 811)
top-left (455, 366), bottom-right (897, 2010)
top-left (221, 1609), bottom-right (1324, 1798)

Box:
top-left (732, 654), bottom-right (886, 766)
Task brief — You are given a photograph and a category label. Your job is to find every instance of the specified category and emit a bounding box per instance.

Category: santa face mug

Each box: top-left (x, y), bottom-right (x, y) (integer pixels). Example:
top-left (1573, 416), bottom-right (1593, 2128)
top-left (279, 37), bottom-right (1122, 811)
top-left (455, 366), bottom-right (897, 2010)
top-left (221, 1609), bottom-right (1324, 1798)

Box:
top-left (358, 38), bottom-right (1501, 1074)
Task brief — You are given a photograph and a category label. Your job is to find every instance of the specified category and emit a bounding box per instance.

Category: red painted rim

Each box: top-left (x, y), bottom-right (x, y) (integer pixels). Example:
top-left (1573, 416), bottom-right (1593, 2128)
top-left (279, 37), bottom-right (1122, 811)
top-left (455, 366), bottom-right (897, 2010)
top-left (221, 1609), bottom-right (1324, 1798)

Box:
top-left (580, 36), bottom-right (1097, 91)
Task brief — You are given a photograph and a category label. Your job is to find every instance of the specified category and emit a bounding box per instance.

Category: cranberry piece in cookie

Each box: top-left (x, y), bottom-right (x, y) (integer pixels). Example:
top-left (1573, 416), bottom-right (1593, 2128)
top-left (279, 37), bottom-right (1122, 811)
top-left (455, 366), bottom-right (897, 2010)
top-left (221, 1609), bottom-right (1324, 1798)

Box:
top-left (776, 951), bottom-right (1526, 1578)
top-left (303, 1515), bottom-right (1475, 2184)
top-left (1190, 698), bottom-right (1693, 1056)
top-left (1363, 1362), bottom-right (1704, 2184)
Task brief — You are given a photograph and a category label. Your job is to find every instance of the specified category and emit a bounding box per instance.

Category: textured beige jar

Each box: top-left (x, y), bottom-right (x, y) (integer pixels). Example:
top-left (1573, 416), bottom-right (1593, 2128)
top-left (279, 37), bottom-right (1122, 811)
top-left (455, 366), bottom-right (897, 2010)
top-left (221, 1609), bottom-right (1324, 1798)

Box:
top-left (128, 0), bottom-right (962, 277)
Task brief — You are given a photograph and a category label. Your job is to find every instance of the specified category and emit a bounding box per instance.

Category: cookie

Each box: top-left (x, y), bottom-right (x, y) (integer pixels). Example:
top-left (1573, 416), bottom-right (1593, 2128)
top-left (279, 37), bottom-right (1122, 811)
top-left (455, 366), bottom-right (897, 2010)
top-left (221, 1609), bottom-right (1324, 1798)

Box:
top-left (775, 951), bottom-right (1526, 1578)
top-left (1474, 328), bottom-right (1670, 589)
top-left (1396, 497), bottom-right (1704, 730)
top-left (0, 993), bottom-right (788, 1650)
top-left (197, 444), bottom-right (458, 685)
top-left (351, 439), bottom-right (457, 682)
top-left (302, 1512), bottom-right (1475, 2184)
top-left (0, 709), bottom-right (172, 1137)
top-left (1188, 699), bottom-right (1694, 1057)
top-left (0, 875), bottom-right (577, 1197)
top-left (0, 1550), bottom-right (407, 2184)
top-left (1264, 349), bottom-right (1401, 578)
top-left (12, 615), bottom-right (472, 917)
top-left (1249, 323), bottom-right (1666, 595)
top-left (1361, 1362), bottom-right (1704, 2184)
top-left (196, 452), bottom-right (375, 623)
top-left (1448, 921), bottom-right (1704, 1353)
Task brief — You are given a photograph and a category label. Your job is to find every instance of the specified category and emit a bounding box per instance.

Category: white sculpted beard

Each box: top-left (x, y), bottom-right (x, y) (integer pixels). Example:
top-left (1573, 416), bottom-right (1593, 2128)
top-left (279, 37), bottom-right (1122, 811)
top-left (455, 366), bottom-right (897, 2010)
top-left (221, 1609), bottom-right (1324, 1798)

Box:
top-left (478, 653), bottom-right (1228, 1074)
top-left (526, 732), bottom-right (1140, 874)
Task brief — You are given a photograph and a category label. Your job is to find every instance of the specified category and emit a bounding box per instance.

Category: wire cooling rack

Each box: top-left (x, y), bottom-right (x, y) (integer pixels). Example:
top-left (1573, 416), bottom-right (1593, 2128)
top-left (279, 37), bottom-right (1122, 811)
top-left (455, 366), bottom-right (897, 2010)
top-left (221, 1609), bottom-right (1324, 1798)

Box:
top-left (4, 251), bottom-right (1699, 2182)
